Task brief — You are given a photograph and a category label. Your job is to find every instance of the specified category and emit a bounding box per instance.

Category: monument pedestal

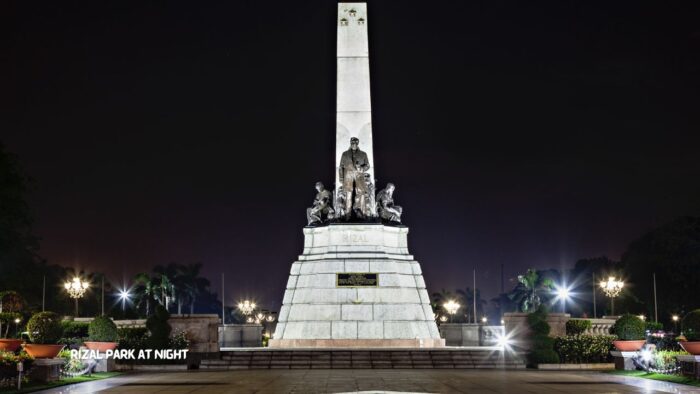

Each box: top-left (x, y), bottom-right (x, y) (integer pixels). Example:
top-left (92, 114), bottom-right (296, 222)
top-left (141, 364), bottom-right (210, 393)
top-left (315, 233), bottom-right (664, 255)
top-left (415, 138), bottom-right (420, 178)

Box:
top-left (270, 223), bottom-right (444, 348)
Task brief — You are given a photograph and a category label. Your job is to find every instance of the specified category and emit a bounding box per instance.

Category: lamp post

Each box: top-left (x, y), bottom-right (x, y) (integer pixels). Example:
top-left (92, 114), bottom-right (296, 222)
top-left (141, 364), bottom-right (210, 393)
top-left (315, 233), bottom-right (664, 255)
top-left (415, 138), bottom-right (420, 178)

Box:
top-left (64, 277), bottom-right (89, 317)
top-left (555, 285), bottom-right (571, 314)
top-left (237, 300), bottom-right (256, 322)
top-left (672, 315), bottom-right (679, 334)
top-left (119, 289), bottom-right (131, 313)
top-left (599, 276), bottom-right (624, 316)
top-left (14, 318), bottom-right (20, 338)
top-left (443, 300), bottom-right (460, 323)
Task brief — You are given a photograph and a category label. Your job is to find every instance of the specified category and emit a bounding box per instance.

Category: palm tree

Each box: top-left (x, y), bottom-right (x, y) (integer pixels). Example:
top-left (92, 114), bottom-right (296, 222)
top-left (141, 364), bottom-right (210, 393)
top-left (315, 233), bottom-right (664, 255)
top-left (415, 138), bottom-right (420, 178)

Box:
top-left (456, 287), bottom-right (487, 323)
top-left (153, 264), bottom-right (178, 311)
top-left (508, 269), bottom-right (554, 312)
top-left (178, 263), bottom-right (210, 314)
top-left (134, 273), bottom-right (157, 316)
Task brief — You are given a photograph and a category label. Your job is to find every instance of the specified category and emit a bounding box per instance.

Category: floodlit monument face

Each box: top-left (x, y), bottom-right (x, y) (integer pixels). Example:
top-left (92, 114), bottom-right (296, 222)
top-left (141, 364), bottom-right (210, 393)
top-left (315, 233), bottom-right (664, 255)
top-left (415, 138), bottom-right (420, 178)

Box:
top-left (270, 2), bottom-right (444, 348)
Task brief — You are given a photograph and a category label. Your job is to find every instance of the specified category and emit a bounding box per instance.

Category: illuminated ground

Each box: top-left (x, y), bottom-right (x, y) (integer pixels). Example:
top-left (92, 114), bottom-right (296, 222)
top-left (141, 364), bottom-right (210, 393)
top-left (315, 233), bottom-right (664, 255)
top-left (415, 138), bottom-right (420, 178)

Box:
top-left (35, 369), bottom-right (700, 393)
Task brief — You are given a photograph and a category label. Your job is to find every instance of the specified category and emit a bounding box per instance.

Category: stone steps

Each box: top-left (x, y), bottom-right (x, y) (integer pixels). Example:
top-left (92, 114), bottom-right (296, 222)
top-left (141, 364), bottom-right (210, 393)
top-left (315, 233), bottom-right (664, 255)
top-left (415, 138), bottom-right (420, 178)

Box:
top-left (200, 349), bottom-right (525, 370)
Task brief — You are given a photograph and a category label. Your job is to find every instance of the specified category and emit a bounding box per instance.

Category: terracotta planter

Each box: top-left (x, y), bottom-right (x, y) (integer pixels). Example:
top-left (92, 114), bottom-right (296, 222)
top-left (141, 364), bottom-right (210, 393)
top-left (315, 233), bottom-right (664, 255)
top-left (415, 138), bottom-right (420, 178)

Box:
top-left (84, 341), bottom-right (118, 352)
top-left (680, 341), bottom-right (700, 355)
top-left (0, 339), bottom-right (23, 352)
top-left (22, 344), bottom-right (65, 358)
top-left (613, 340), bottom-right (646, 351)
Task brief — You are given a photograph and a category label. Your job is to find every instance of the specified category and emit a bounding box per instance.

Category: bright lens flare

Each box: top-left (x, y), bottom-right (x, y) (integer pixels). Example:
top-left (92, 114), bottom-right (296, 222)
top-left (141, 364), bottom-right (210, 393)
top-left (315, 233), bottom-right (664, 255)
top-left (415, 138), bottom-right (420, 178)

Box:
top-left (495, 333), bottom-right (512, 350)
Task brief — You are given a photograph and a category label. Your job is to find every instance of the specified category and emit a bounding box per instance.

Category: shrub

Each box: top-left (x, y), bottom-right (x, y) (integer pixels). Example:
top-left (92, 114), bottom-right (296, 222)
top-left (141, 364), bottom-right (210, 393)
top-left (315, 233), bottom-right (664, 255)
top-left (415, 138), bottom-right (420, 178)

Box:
top-left (88, 316), bottom-right (118, 342)
top-left (645, 321), bottom-right (663, 333)
top-left (612, 314), bottom-right (646, 340)
top-left (0, 350), bottom-right (33, 379)
top-left (527, 306), bottom-right (559, 365)
top-left (146, 305), bottom-right (171, 349)
top-left (169, 329), bottom-right (190, 350)
top-left (60, 320), bottom-right (89, 338)
top-left (654, 350), bottom-right (688, 371)
top-left (648, 332), bottom-right (681, 351)
top-left (26, 312), bottom-right (62, 344)
top-left (566, 320), bottom-right (591, 335)
top-left (682, 309), bottom-right (700, 341)
top-left (118, 327), bottom-right (148, 341)
top-left (554, 335), bottom-right (616, 363)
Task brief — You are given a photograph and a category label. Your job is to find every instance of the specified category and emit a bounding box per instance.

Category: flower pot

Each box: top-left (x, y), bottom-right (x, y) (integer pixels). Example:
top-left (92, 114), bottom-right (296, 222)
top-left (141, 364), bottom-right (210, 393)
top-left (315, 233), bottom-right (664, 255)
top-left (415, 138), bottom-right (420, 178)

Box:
top-left (680, 341), bottom-right (700, 355)
top-left (84, 341), bottom-right (118, 352)
top-left (0, 339), bottom-right (23, 352)
top-left (22, 344), bottom-right (65, 358)
top-left (613, 340), bottom-right (646, 351)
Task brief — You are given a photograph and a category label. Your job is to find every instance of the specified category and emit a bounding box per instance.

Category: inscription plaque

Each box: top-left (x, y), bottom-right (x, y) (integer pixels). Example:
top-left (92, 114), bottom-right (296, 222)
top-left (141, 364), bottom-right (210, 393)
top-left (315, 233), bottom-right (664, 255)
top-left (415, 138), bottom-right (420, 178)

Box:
top-left (336, 273), bottom-right (378, 287)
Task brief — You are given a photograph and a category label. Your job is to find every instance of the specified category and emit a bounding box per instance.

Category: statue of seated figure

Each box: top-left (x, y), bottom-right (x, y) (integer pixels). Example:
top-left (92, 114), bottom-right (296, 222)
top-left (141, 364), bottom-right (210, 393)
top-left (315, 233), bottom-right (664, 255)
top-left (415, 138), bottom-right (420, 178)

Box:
top-left (376, 183), bottom-right (402, 223)
top-left (306, 182), bottom-right (334, 226)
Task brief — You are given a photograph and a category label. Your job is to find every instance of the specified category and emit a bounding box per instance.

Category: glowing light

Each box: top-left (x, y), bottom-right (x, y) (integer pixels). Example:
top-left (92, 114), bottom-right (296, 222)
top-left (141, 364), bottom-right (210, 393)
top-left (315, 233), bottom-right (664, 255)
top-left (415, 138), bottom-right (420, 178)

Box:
top-left (119, 290), bottom-right (131, 301)
top-left (495, 333), bottom-right (512, 350)
top-left (672, 315), bottom-right (679, 322)
top-left (481, 317), bottom-right (488, 323)
top-left (555, 286), bottom-right (570, 300)
top-left (14, 318), bottom-right (20, 324)
top-left (599, 277), bottom-right (624, 297)
top-left (640, 349), bottom-right (653, 362)
top-left (500, 319), bottom-right (505, 325)
top-left (439, 315), bottom-right (448, 323)
top-left (638, 315), bottom-right (646, 321)
top-left (64, 277), bottom-right (89, 299)
top-left (443, 300), bottom-right (460, 315)
top-left (237, 300), bottom-right (256, 316)
top-left (266, 315), bottom-right (276, 322)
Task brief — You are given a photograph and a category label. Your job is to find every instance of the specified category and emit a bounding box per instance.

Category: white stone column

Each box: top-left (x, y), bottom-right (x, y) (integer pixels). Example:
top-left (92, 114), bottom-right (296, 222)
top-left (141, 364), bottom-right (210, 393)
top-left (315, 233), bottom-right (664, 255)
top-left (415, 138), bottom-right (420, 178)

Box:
top-left (335, 3), bottom-right (375, 191)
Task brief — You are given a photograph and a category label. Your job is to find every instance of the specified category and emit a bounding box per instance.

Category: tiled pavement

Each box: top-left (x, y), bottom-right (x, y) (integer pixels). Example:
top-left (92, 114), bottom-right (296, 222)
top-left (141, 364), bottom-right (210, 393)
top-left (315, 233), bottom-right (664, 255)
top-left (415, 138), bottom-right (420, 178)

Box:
top-left (36, 369), bottom-right (700, 394)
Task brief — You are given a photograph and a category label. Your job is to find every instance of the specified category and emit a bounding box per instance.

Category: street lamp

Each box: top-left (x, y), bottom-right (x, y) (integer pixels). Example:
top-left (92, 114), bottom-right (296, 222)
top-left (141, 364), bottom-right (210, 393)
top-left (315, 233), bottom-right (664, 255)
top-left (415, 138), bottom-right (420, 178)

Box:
top-left (554, 284), bottom-right (572, 314)
top-left (118, 290), bottom-right (131, 312)
top-left (481, 316), bottom-right (488, 324)
top-left (599, 276), bottom-right (624, 315)
top-left (14, 318), bottom-right (20, 337)
top-left (237, 300), bottom-right (256, 317)
top-left (672, 315), bottom-right (679, 333)
top-left (64, 277), bottom-right (89, 316)
top-left (443, 300), bottom-right (460, 323)
top-left (638, 315), bottom-right (646, 321)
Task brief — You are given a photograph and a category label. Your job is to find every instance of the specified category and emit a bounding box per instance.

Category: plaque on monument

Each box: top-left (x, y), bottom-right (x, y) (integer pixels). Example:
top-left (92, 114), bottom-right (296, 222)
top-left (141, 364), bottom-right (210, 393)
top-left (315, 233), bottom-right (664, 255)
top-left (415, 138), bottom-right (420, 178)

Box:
top-left (336, 273), bottom-right (378, 287)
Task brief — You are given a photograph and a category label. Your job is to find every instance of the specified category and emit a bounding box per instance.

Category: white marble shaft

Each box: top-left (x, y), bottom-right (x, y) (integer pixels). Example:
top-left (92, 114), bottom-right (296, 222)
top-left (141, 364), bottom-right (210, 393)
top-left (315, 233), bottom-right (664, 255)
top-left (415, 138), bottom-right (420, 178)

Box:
top-left (335, 2), bottom-right (375, 190)
top-left (273, 224), bottom-right (442, 344)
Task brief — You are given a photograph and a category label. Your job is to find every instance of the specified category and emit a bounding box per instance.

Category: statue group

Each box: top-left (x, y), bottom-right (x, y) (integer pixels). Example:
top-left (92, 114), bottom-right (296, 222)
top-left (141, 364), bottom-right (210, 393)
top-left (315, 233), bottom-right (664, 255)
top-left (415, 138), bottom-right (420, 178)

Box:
top-left (306, 137), bottom-right (402, 226)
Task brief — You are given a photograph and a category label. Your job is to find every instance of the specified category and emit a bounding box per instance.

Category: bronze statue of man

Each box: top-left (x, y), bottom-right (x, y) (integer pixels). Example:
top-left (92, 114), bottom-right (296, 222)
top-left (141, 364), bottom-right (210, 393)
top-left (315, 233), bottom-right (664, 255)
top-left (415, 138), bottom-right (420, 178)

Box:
top-left (376, 183), bottom-right (402, 223)
top-left (306, 182), bottom-right (334, 225)
top-left (338, 137), bottom-right (370, 219)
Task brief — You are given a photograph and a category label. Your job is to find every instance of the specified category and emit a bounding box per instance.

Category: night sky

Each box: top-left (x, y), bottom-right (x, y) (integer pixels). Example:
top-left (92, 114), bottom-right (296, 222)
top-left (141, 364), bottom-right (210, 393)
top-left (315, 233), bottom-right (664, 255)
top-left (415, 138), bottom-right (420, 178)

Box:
top-left (4, 1), bottom-right (700, 310)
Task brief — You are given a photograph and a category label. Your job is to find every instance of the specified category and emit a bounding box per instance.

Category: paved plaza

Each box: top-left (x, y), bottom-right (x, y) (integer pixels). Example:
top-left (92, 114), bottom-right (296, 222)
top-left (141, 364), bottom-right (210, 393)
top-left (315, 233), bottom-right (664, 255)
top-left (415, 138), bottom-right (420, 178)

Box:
top-left (37, 370), bottom-right (700, 393)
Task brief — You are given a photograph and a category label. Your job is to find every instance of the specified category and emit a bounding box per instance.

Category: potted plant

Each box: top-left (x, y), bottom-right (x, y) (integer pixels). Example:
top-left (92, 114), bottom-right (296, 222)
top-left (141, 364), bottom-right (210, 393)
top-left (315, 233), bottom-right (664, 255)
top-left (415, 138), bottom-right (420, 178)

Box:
top-left (84, 316), bottom-right (118, 351)
top-left (0, 291), bottom-right (25, 352)
top-left (0, 313), bottom-right (23, 352)
top-left (611, 314), bottom-right (646, 351)
top-left (679, 309), bottom-right (700, 355)
top-left (23, 312), bottom-right (65, 358)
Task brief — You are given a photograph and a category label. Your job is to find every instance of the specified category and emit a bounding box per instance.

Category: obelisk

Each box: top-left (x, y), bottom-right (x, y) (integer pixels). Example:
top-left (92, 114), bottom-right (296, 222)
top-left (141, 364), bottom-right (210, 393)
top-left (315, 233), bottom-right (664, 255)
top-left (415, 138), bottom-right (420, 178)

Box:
top-left (269, 2), bottom-right (444, 348)
top-left (335, 3), bottom-right (375, 192)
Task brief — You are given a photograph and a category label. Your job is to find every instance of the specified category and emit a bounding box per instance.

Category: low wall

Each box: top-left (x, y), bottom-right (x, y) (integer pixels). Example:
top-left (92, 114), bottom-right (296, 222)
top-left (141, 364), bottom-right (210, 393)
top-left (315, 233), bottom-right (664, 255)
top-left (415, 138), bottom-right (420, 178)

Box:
top-left (438, 324), bottom-right (505, 346)
top-left (168, 314), bottom-right (220, 353)
top-left (219, 324), bottom-right (263, 348)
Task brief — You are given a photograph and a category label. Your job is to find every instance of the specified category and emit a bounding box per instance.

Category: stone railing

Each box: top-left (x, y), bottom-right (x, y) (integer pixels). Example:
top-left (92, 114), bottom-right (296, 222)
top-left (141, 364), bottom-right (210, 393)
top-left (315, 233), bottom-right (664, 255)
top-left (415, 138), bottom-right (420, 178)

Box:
top-left (569, 318), bottom-right (616, 336)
